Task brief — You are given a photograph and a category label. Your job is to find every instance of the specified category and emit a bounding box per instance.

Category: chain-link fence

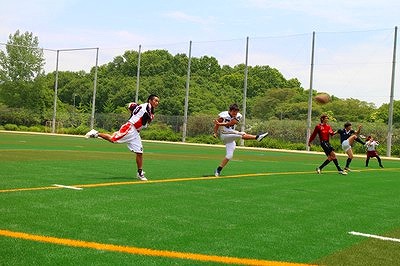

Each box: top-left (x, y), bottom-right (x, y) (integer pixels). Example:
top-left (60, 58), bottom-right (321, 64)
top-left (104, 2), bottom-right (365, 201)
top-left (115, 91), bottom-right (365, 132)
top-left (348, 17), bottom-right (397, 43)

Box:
top-left (1, 28), bottom-right (399, 154)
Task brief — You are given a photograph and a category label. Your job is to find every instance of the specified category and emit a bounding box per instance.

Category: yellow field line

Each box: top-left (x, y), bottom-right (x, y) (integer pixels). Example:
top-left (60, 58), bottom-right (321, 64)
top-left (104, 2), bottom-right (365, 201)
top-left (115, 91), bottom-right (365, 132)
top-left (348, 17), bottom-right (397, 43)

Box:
top-left (1, 168), bottom-right (398, 193)
top-left (77, 172), bottom-right (280, 188)
top-left (0, 171), bottom-right (307, 193)
top-left (0, 229), bottom-right (314, 266)
top-left (0, 186), bottom-right (60, 193)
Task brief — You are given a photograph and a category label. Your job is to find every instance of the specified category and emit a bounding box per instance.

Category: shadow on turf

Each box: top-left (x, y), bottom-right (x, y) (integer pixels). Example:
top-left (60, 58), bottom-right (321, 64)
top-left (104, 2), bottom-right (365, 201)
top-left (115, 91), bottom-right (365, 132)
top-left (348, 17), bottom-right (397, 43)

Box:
top-left (202, 174), bottom-right (216, 177)
top-left (99, 176), bottom-right (138, 180)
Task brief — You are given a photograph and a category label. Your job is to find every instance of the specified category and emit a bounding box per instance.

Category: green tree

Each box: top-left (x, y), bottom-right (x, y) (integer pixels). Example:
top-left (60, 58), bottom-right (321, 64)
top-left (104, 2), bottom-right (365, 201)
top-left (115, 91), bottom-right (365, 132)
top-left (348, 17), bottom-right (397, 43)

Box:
top-left (140, 50), bottom-right (174, 76)
top-left (54, 71), bottom-right (92, 107)
top-left (0, 30), bottom-right (51, 118)
top-left (0, 30), bottom-right (44, 82)
top-left (252, 88), bottom-right (302, 119)
top-left (319, 98), bottom-right (376, 122)
top-left (0, 77), bottom-right (51, 111)
top-left (375, 100), bottom-right (400, 125)
top-left (191, 56), bottom-right (221, 81)
top-left (247, 65), bottom-right (289, 97)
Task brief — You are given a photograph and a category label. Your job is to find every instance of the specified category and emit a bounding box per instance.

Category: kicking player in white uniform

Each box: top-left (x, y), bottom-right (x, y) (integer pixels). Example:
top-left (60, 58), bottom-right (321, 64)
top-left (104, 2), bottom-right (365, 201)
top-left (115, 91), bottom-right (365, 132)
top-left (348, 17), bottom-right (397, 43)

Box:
top-left (85, 94), bottom-right (159, 181)
top-left (213, 103), bottom-right (268, 177)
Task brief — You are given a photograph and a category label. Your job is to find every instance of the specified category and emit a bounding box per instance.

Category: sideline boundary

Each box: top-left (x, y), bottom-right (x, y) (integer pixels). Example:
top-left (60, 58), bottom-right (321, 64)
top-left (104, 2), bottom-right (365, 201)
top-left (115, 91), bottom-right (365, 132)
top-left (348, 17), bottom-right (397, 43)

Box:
top-left (1, 130), bottom-right (399, 161)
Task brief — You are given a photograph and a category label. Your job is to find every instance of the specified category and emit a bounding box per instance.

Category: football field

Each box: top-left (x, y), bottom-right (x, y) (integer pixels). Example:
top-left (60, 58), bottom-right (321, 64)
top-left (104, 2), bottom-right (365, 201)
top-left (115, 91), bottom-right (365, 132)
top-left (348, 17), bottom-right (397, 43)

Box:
top-left (1, 131), bottom-right (399, 265)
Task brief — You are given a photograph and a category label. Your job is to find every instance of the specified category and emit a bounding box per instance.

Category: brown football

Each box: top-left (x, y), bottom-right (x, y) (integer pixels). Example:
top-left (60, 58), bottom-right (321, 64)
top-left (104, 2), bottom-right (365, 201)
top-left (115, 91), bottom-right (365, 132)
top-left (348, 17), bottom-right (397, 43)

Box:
top-left (314, 93), bottom-right (330, 104)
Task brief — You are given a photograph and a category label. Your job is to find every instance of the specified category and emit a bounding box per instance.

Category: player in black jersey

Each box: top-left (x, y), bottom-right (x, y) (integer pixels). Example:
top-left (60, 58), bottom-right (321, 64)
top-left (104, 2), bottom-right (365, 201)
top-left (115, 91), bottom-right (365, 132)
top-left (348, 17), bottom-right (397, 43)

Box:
top-left (335, 122), bottom-right (365, 171)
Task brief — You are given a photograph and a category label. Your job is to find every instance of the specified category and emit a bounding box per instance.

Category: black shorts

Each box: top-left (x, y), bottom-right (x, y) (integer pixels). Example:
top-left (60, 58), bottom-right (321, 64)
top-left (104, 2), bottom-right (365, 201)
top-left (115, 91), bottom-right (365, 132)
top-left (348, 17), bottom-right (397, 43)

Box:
top-left (320, 141), bottom-right (334, 156)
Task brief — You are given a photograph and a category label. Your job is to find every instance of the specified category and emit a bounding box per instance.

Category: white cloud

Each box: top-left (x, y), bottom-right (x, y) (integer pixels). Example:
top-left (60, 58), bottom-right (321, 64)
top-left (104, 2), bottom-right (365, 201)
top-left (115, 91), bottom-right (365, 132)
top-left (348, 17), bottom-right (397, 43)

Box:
top-left (244, 0), bottom-right (399, 29)
top-left (0, 0), bottom-right (70, 30)
top-left (164, 10), bottom-right (214, 26)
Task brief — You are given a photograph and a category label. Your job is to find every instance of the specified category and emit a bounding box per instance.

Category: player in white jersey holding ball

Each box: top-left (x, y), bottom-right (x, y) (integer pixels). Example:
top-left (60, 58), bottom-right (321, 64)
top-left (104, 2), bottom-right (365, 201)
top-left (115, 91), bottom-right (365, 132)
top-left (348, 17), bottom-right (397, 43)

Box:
top-left (213, 103), bottom-right (268, 177)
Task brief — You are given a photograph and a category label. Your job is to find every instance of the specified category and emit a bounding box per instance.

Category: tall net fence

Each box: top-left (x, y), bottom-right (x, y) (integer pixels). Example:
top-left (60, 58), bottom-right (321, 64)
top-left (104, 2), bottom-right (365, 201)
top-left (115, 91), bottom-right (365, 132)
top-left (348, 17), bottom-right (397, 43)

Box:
top-left (313, 29), bottom-right (395, 105)
top-left (1, 28), bottom-right (399, 153)
top-left (2, 29), bottom-right (396, 109)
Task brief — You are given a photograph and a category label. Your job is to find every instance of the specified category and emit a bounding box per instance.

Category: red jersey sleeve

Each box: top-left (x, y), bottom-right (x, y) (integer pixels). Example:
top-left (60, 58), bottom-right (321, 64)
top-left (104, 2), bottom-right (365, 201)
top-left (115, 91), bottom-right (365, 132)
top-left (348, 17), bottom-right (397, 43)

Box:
top-left (308, 125), bottom-right (319, 144)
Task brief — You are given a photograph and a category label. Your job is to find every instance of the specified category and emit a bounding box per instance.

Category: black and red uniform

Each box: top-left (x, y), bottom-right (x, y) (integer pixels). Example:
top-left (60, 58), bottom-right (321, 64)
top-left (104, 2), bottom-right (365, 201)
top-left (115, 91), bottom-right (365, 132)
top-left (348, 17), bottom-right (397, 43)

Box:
top-left (309, 123), bottom-right (335, 156)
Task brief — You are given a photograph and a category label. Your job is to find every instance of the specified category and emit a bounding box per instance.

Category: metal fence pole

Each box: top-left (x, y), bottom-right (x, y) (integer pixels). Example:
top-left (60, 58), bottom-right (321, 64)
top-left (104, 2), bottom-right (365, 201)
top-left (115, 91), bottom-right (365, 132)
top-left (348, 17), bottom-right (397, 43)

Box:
top-left (51, 50), bottom-right (60, 133)
top-left (182, 40), bottom-right (192, 142)
top-left (306, 31), bottom-right (316, 150)
top-left (387, 26), bottom-right (398, 157)
top-left (240, 37), bottom-right (249, 146)
top-left (135, 44), bottom-right (141, 103)
top-left (90, 48), bottom-right (99, 129)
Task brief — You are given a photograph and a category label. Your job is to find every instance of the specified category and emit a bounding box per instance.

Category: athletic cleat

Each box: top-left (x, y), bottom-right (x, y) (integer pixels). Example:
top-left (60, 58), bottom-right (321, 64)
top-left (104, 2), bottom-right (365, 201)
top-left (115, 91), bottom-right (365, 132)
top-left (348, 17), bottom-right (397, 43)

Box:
top-left (316, 167), bottom-right (321, 174)
top-left (338, 170), bottom-right (348, 175)
top-left (359, 134), bottom-right (366, 139)
top-left (85, 129), bottom-right (98, 138)
top-left (136, 172), bottom-right (148, 181)
top-left (256, 132), bottom-right (268, 142)
top-left (214, 169), bottom-right (221, 177)
top-left (344, 167), bottom-right (351, 172)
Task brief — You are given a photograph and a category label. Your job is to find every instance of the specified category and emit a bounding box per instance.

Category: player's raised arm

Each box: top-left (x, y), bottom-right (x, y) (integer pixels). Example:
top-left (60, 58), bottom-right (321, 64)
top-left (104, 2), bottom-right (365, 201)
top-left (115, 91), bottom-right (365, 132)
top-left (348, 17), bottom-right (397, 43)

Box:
top-left (355, 124), bottom-right (362, 135)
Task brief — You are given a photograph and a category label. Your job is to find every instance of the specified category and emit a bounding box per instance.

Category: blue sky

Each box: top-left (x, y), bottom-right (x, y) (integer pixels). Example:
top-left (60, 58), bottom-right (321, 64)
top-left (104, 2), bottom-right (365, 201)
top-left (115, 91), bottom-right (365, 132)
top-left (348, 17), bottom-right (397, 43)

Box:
top-left (1, 0), bottom-right (399, 106)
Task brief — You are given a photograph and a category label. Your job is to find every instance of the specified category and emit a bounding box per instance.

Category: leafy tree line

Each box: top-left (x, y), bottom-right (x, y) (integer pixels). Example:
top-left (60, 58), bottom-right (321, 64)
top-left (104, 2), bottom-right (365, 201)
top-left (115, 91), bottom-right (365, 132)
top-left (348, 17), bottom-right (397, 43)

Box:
top-left (1, 30), bottom-right (399, 128)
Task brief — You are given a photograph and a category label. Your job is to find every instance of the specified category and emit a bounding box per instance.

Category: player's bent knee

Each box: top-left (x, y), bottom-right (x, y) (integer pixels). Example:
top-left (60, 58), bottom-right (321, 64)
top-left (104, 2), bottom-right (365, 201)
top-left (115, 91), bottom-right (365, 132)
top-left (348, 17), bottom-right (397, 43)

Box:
top-left (226, 153), bottom-right (234, 160)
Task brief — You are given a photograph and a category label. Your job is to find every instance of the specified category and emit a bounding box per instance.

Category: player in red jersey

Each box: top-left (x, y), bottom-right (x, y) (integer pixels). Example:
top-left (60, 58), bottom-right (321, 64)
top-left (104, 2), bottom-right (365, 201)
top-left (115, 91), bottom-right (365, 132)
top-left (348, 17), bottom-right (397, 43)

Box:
top-left (85, 94), bottom-right (159, 181)
top-left (308, 114), bottom-right (347, 175)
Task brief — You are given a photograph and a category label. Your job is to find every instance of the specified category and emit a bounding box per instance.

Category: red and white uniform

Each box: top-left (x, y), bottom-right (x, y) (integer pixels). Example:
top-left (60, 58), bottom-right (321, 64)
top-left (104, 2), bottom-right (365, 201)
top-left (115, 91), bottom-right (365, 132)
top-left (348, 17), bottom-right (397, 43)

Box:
top-left (111, 103), bottom-right (154, 153)
top-left (366, 140), bottom-right (379, 157)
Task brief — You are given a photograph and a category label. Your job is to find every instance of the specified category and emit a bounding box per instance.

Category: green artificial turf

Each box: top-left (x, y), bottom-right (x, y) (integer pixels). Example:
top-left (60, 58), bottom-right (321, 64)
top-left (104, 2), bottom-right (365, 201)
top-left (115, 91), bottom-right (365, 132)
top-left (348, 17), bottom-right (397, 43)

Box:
top-left (1, 131), bottom-right (399, 265)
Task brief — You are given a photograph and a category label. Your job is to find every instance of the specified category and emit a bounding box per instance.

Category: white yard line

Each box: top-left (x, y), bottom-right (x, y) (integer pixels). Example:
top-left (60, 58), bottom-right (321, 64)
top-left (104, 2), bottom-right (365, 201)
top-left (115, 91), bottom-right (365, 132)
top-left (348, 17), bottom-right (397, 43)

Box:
top-left (349, 231), bottom-right (400, 243)
top-left (53, 184), bottom-right (83, 190)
